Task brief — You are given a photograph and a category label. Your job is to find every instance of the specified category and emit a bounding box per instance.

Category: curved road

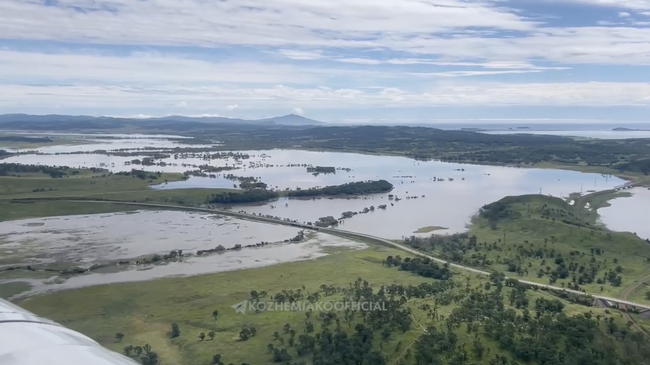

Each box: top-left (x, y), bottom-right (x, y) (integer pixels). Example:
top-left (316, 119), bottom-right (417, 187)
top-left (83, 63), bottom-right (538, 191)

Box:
top-left (32, 199), bottom-right (650, 311)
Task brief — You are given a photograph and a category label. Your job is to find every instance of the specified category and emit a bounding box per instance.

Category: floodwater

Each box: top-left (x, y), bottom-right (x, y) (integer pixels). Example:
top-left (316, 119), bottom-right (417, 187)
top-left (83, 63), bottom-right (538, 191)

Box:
top-left (0, 210), bottom-right (349, 266)
top-left (0, 210), bottom-right (367, 298)
top-left (7, 134), bottom-right (215, 154)
top-left (2, 133), bottom-right (648, 296)
top-left (4, 148), bottom-right (627, 238)
top-left (598, 188), bottom-right (650, 240)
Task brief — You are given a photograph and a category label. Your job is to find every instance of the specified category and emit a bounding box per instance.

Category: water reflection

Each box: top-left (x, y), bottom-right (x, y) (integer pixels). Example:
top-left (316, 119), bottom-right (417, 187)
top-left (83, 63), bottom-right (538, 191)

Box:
top-left (4, 149), bottom-right (626, 239)
top-left (2, 231), bottom-right (365, 299)
top-left (598, 188), bottom-right (650, 240)
top-left (3, 132), bottom-right (215, 155)
top-left (0, 210), bottom-right (313, 266)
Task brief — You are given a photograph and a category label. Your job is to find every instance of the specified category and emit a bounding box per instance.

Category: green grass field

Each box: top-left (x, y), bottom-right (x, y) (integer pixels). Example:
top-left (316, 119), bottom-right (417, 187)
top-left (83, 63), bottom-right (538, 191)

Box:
top-left (0, 135), bottom-right (97, 150)
top-left (2, 166), bottom-right (648, 364)
top-left (18, 244), bottom-right (636, 365)
top-left (0, 170), bottom-right (241, 221)
top-left (403, 194), bottom-right (650, 298)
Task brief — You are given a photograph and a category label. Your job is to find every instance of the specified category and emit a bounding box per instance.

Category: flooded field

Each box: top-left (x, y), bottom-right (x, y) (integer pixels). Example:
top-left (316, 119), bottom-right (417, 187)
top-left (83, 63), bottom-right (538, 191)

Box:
top-left (0, 210), bottom-right (366, 298)
top-left (2, 132), bottom-right (214, 154)
top-left (4, 147), bottom-right (627, 238)
top-left (598, 188), bottom-right (650, 240)
top-left (3, 133), bottom-right (648, 298)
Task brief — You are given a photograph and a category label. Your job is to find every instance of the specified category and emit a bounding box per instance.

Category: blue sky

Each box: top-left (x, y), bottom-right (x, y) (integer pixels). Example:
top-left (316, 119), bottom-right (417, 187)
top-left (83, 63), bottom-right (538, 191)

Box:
top-left (1, 0), bottom-right (650, 123)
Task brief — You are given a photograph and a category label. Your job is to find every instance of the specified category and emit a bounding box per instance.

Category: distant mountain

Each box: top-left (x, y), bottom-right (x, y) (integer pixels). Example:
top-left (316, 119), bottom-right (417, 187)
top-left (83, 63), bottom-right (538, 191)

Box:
top-left (257, 114), bottom-right (325, 126)
top-left (0, 113), bottom-right (325, 126)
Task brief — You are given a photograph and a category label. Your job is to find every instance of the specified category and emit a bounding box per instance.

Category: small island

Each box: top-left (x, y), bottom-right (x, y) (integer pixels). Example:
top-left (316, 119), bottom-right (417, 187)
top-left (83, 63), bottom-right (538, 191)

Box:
top-left (286, 180), bottom-right (394, 197)
top-left (613, 127), bottom-right (650, 132)
top-left (205, 179), bottom-right (395, 204)
top-left (306, 166), bottom-right (336, 174)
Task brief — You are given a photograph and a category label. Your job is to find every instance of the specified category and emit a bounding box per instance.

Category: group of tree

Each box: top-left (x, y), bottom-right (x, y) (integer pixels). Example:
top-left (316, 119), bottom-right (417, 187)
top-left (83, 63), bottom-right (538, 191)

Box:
top-left (115, 168), bottom-right (161, 180)
top-left (122, 342), bottom-right (159, 365)
top-left (385, 255), bottom-right (453, 280)
top-left (285, 180), bottom-right (393, 197)
top-left (416, 275), bottom-right (650, 365)
top-left (216, 270), bottom-right (649, 365)
top-left (306, 166), bottom-right (336, 174)
top-left (0, 162), bottom-right (69, 178)
top-left (206, 189), bottom-right (279, 204)
top-left (401, 194), bottom-right (646, 292)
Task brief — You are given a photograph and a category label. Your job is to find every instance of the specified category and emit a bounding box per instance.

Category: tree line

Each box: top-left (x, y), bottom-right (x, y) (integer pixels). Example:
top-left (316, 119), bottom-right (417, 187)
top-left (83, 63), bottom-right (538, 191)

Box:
top-left (286, 180), bottom-right (393, 197)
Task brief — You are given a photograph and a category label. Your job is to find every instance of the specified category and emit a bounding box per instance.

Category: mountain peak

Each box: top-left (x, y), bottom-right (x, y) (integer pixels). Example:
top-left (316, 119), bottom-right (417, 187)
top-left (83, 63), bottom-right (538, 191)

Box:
top-left (259, 114), bottom-right (324, 125)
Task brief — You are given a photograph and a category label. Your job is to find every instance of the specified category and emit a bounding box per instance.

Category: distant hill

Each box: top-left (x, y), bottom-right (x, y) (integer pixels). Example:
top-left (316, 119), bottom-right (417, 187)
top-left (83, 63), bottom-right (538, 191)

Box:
top-left (613, 127), bottom-right (650, 132)
top-left (460, 127), bottom-right (487, 132)
top-left (256, 114), bottom-right (325, 126)
top-left (0, 113), bottom-right (325, 127)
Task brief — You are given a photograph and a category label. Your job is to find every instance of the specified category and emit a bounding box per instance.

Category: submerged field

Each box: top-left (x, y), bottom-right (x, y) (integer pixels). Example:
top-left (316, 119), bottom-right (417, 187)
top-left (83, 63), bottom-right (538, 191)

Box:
top-left (18, 243), bottom-right (649, 365)
top-left (0, 209), bottom-right (368, 299)
top-left (3, 130), bottom-right (650, 365)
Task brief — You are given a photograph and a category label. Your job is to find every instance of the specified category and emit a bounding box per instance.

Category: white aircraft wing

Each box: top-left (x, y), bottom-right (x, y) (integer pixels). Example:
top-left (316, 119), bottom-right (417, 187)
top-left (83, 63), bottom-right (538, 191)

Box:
top-left (0, 298), bottom-right (139, 365)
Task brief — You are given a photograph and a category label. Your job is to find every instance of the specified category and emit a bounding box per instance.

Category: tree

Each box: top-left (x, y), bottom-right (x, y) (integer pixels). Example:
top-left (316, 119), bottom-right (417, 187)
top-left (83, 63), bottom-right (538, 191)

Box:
top-left (212, 310), bottom-right (219, 320)
top-left (239, 327), bottom-right (251, 341)
top-left (141, 351), bottom-right (159, 365)
top-left (472, 338), bottom-right (485, 358)
top-left (199, 332), bottom-right (206, 341)
top-left (211, 354), bottom-right (222, 364)
top-left (115, 332), bottom-right (125, 342)
top-left (123, 345), bottom-right (134, 356)
top-left (208, 330), bottom-right (216, 340)
top-left (143, 344), bottom-right (152, 355)
top-left (134, 346), bottom-right (143, 357)
top-left (239, 325), bottom-right (257, 341)
top-left (171, 323), bottom-right (181, 338)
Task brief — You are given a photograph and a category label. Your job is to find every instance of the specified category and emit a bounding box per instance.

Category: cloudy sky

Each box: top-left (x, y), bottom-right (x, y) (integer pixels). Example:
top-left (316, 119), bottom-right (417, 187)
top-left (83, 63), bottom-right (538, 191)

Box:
top-left (1, 0), bottom-right (650, 123)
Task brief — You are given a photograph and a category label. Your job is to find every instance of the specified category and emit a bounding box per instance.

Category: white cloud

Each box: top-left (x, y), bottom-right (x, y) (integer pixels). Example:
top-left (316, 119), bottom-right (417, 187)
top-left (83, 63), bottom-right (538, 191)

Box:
top-left (2, 82), bottom-right (650, 113)
top-left (0, 0), bottom-right (646, 68)
top-left (1, 0), bottom-right (650, 118)
top-left (276, 49), bottom-right (324, 60)
top-left (0, 50), bottom-right (336, 85)
top-left (0, 0), bottom-right (532, 49)
top-left (560, 0), bottom-right (650, 10)
top-left (292, 107), bottom-right (305, 115)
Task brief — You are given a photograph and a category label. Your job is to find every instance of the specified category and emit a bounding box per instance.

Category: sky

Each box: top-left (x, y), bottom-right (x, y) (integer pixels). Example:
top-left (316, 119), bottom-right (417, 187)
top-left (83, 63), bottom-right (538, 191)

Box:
top-left (1, 0), bottom-right (650, 124)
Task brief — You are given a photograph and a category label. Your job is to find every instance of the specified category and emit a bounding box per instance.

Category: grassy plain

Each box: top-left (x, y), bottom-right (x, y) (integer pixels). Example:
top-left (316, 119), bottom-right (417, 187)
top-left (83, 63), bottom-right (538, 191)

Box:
top-left (0, 170), bottom-right (241, 221)
top-left (18, 244), bottom-right (635, 365)
top-left (2, 137), bottom-right (650, 363)
top-left (426, 194), bottom-right (650, 298)
top-left (0, 134), bottom-right (95, 150)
